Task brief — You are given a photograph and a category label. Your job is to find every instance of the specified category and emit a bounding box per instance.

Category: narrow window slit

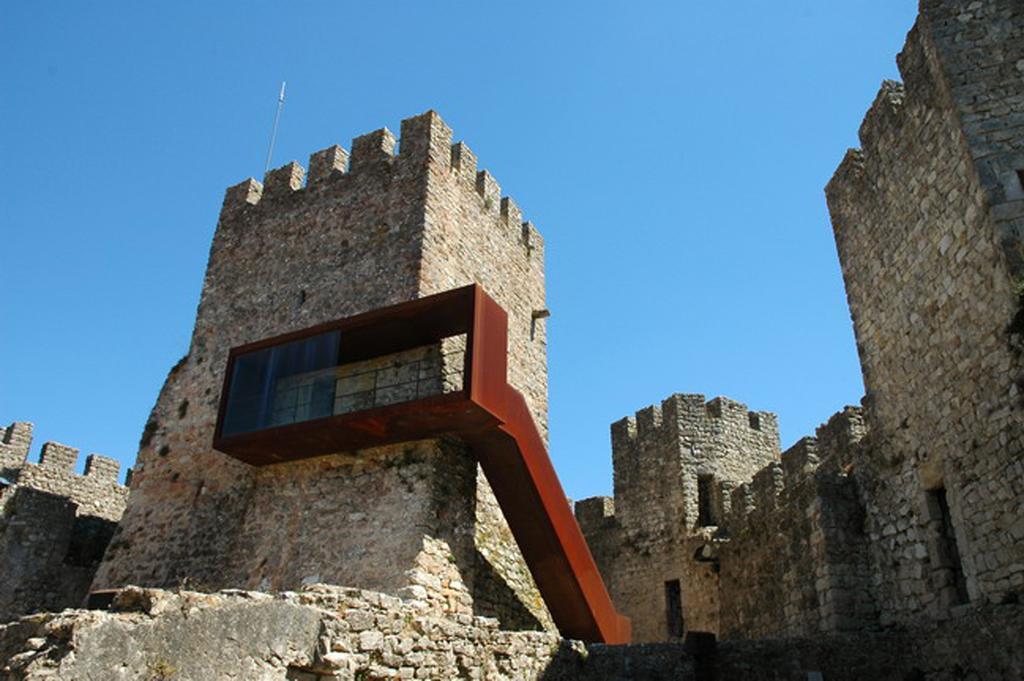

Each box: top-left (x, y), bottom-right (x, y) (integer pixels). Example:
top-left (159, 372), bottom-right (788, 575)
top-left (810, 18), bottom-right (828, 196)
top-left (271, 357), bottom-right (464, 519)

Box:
top-left (664, 579), bottom-right (684, 639)
top-left (697, 475), bottom-right (716, 527)
top-left (925, 486), bottom-right (968, 605)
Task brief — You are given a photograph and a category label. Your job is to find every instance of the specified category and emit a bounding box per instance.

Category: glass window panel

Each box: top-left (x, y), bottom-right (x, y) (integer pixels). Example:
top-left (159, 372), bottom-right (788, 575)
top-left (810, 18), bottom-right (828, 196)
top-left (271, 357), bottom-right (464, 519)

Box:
top-left (220, 331), bottom-right (468, 437)
top-left (221, 330), bottom-right (340, 436)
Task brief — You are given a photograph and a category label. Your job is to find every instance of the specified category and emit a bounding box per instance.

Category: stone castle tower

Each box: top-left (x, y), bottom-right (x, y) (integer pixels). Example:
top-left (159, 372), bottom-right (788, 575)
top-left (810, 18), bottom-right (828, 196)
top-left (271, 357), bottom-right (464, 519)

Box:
top-left (92, 111), bottom-right (553, 629)
top-left (824, 0), bottom-right (1024, 619)
top-left (576, 395), bottom-right (779, 642)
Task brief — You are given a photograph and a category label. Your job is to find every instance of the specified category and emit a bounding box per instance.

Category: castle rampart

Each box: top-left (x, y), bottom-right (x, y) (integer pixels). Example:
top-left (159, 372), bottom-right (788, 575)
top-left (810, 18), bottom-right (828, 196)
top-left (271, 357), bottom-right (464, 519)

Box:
top-left (578, 0), bottom-right (1024, 644)
top-left (0, 422), bottom-right (33, 477)
top-left (718, 409), bottom-right (877, 640)
top-left (609, 394), bottom-right (778, 534)
top-left (0, 422), bottom-right (127, 521)
top-left (579, 397), bottom-right (882, 643)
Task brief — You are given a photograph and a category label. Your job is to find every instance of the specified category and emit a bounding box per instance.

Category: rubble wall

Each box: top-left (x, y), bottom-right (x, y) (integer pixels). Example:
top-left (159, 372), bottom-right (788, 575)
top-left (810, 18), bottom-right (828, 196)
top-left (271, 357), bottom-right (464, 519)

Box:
top-left (2, 585), bottom-right (1021, 681)
top-left (717, 411), bottom-right (878, 639)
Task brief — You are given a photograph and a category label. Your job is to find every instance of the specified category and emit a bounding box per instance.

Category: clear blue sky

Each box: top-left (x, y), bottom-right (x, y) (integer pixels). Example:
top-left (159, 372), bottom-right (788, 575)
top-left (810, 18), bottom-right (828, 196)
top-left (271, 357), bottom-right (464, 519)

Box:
top-left (1, 2), bottom-right (916, 500)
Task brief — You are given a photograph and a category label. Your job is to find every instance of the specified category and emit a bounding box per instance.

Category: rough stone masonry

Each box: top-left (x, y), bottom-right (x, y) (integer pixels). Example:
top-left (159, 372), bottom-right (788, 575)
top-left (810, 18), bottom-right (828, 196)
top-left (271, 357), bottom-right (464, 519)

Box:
top-left (2, 0), bottom-right (1024, 678)
top-left (0, 422), bottom-right (128, 623)
top-left (90, 110), bottom-right (553, 632)
top-left (574, 0), bottom-right (1024, 651)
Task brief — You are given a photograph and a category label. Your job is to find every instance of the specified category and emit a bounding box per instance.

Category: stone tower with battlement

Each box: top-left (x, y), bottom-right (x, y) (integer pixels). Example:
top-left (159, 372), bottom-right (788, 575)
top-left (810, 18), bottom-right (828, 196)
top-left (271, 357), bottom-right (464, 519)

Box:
top-left (826, 0), bottom-right (1024, 622)
top-left (91, 111), bottom-right (553, 631)
top-left (575, 394), bottom-right (779, 642)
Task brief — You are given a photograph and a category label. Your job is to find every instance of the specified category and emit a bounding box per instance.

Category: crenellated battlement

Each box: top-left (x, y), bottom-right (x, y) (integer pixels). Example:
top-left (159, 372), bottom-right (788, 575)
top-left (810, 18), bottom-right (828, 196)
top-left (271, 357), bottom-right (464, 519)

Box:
top-left (0, 421), bottom-right (33, 476)
top-left (814, 406), bottom-right (867, 472)
top-left (824, 80), bottom-right (907, 216)
top-left (611, 393), bottom-right (777, 452)
top-left (217, 111), bottom-right (540, 259)
top-left (575, 2), bottom-right (1024, 643)
top-left (717, 424), bottom-right (877, 641)
top-left (824, 10), bottom-right (943, 213)
top-left (97, 107), bottom-right (551, 622)
top-left (609, 393), bottom-right (780, 538)
top-left (726, 440), bottom-right (818, 533)
top-left (857, 80), bottom-right (906, 153)
top-left (0, 422), bottom-right (128, 622)
top-left (824, 10), bottom-right (983, 249)
top-left (573, 496), bottom-right (615, 536)
top-left (722, 406), bottom-right (868, 539)
top-left (0, 421), bottom-right (129, 522)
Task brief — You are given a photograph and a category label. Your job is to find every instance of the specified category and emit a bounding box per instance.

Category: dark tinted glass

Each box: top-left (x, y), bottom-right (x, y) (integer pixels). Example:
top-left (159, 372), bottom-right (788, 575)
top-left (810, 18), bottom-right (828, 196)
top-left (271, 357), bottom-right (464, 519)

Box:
top-left (221, 330), bottom-right (341, 436)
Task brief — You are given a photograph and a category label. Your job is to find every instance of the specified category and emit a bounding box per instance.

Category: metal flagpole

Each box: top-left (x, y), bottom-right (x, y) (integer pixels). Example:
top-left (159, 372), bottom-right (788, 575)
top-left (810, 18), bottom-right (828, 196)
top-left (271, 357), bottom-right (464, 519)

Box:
top-left (264, 81), bottom-right (286, 175)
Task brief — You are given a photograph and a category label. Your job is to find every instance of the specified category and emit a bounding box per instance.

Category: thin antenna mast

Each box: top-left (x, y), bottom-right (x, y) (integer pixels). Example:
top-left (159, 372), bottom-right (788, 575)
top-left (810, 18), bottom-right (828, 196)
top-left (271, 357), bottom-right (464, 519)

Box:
top-left (264, 81), bottom-right (287, 175)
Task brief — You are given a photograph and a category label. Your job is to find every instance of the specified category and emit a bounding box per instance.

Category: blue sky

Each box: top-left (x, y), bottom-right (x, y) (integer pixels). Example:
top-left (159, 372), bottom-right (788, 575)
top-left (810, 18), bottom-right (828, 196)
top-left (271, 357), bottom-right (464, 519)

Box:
top-left (1, 2), bottom-right (917, 500)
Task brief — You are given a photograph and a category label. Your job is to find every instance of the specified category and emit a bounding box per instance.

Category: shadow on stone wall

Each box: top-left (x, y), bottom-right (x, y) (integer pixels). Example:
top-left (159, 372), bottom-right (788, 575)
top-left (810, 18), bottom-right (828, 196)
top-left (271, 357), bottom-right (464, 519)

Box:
top-left (471, 548), bottom-right (545, 631)
top-left (540, 640), bottom-right (696, 681)
top-left (539, 603), bottom-right (1024, 680)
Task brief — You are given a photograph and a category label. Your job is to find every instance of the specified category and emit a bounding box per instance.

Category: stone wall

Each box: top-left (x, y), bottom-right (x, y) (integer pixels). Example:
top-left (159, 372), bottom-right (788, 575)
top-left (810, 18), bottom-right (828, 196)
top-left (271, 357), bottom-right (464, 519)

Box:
top-left (473, 470), bottom-right (554, 631)
top-left (0, 423), bottom-right (126, 522)
top-left (411, 114), bottom-right (549, 441)
top-left (0, 423), bottom-right (33, 480)
top-left (574, 0), bottom-right (1024, 645)
top-left (825, 0), bottom-right (1024, 622)
top-left (593, 0), bottom-right (1024, 643)
top-left (3, 584), bottom-right (1021, 680)
top-left (92, 112), bottom-right (551, 633)
top-left (0, 584), bottom-right (575, 681)
top-left (216, 439), bottom-right (472, 596)
top-left (575, 398), bottom-right (880, 644)
top-left (0, 423), bottom-right (127, 622)
top-left (0, 488), bottom-right (112, 623)
top-left (716, 601), bottom-right (1024, 681)
top-left (575, 394), bottom-right (780, 642)
top-left (717, 410), bottom-right (878, 640)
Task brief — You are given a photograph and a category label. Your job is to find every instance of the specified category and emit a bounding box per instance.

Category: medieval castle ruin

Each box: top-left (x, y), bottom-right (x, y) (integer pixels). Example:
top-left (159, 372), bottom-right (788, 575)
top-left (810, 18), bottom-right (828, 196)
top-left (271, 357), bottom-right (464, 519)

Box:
top-left (0, 424), bottom-right (128, 623)
top-left (1, 1), bottom-right (1023, 678)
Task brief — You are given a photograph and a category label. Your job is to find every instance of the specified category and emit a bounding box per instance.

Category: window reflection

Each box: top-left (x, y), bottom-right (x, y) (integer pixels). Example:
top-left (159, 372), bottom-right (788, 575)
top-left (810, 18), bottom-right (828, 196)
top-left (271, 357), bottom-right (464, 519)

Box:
top-left (221, 331), bottom-right (341, 437)
top-left (220, 332), bottom-right (466, 438)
